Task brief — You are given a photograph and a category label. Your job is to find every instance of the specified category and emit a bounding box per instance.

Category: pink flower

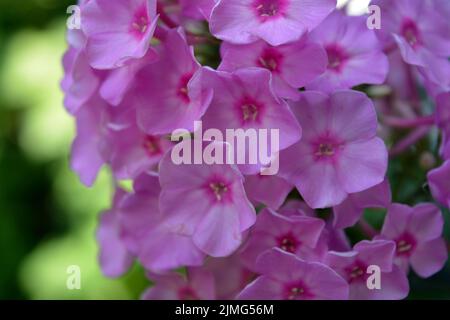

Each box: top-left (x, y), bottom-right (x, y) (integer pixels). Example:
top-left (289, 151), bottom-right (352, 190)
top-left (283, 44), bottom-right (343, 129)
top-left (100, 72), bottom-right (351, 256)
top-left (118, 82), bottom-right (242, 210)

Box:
top-left (97, 189), bottom-right (134, 278)
top-left (82, 0), bottom-right (158, 69)
top-left (142, 268), bottom-right (215, 300)
top-left (376, 203), bottom-right (448, 278)
top-left (119, 173), bottom-right (205, 271)
top-left (436, 92), bottom-right (450, 159)
top-left (373, 0), bottom-right (450, 86)
top-left (210, 0), bottom-right (336, 46)
top-left (70, 95), bottom-right (107, 186)
top-left (333, 180), bottom-right (391, 229)
top-left (201, 67), bottom-right (301, 174)
top-left (100, 111), bottom-right (173, 180)
top-left (279, 90), bottom-right (388, 208)
top-left (239, 208), bottom-right (326, 271)
top-left (428, 160), bottom-right (450, 209)
top-left (204, 254), bottom-right (255, 299)
top-left (237, 248), bottom-right (349, 300)
top-left (180, 0), bottom-right (217, 20)
top-left (134, 28), bottom-right (213, 134)
top-left (280, 200), bottom-right (349, 253)
top-left (219, 38), bottom-right (327, 99)
top-left (159, 140), bottom-right (256, 257)
top-left (244, 173), bottom-right (293, 209)
top-left (306, 10), bottom-right (388, 93)
top-left (326, 240), bottom-right (409, 300)
top-left (99, 51), bottom-right (158, 106)
top-left (61, 30), bottom-right (101, 114)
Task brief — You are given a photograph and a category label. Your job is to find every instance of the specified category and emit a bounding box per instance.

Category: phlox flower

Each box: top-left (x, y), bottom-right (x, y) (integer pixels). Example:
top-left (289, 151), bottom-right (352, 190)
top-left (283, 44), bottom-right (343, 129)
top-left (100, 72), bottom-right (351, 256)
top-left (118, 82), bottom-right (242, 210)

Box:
top-left (306, 10), bottom-right (388, 93)
top-left (326, 240), bottom-right (409, 300)
top-left (210, 0), bottom-right (336, 46)
top-left (99, 51), bottom-right (158, 106)
top-left (372, 0), bottom-right (450, 86)
top-left (244, 173), bottom-right (293, 209)
top-left (61, 30), bottom-right (100, 114)
top-left (179, 0), bottom-right (217, 20)
top-left (204, 254), bottom-right (255, 299)
top-left (82, 0), bottom-right (158, 69)
top-left (97, 189), bottom-right (134, 278)
top-left (436, 92), bottom-right (450, 159)
top-left (100, 110), bottom-right (173, 180)
top-left (427, 160), bottom-right (450, 209)
top-left (159, 140), bottom-right (256, 257)
top-left (376, 203), bottom-right (448, 278)
top-left (119, 173), bottom-right (206, 271)
top-left (134, 28), bottom-right (213, 134)
top-left (70, 95), bottom-right (108, 186)
top-left (239, 208), bottom-right (326, 271)
top-left (237, 248), bottom-right (349, 300)
top-left (333, 180), bottom-right (391, 229)
top-left (279, 90), bottom-right (388, 209)
top-left (142, 268), bottom-right (215, 300)
top-left (219, 38), bottom-right (327, 99)
top-left (201, 67), bottom-right (302, 174)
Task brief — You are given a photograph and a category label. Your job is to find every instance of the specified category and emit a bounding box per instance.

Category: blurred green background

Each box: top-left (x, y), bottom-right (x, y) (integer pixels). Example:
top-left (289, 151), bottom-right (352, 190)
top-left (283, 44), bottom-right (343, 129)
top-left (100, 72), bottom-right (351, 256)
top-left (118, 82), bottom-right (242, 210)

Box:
top-left (0, 0), bottom-right (148, 299)
top-left (0, 0), bottom-right (448, 300)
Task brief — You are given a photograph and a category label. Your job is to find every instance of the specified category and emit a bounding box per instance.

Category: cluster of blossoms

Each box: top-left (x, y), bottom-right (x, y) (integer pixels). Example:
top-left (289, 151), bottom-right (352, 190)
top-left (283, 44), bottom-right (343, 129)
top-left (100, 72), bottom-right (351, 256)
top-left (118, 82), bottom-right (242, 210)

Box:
top-left (62, 0), bottom-right (449, 300)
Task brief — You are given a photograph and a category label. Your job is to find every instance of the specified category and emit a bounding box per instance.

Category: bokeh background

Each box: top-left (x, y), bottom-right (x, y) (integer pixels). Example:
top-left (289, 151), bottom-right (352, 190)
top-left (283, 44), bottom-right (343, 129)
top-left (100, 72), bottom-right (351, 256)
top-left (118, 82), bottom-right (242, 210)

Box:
top-left (0, 0), bottom-right (448, 300)
top-left (0, 0), bottom-right (148, 299)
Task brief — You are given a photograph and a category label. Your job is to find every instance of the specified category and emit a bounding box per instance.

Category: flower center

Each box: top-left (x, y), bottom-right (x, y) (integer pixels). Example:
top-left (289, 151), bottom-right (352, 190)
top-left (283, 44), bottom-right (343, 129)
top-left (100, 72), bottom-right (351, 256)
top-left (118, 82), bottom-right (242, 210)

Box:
top-left (395, 233), bottom-right (416, 257)
top-left (242, 104), bottom-right (258, 122)
top-left (344, 260), bottom-right (368, 283)
top-left (288, 287), bottom-right (304, 300)
top-left (325, 45), bottom-right (348, 72)
top-left (178, 287), bottom-right (198, 300)
top-left (177, 73), bottom-right (193, 103)
top-left (313, 136), bottom-right (342, 161)
top-left (238, 97), bottom-right (262, 123)
top-left (277, 233), bottom-right (299, 253)
top-left (257, 48), bottom-right (283, 73)
top-left (285, 282), bottom-right (309, 300)
top-left (350, 266), bottom-right (364, 278)
top-left (252, 0), bottom-right (288, 21)
top-left (209, 182), bottom-right (228, 201)
top-left (401, 19), bottom-right (421, 48)
top-left (130, 5), bottom-right (149, 39)
top-left (132, 17), bottom-right (148, 33)
top-left (317, 143), bottom-right (334, 156)
top-left (142, 135), bottom-right (161, 157)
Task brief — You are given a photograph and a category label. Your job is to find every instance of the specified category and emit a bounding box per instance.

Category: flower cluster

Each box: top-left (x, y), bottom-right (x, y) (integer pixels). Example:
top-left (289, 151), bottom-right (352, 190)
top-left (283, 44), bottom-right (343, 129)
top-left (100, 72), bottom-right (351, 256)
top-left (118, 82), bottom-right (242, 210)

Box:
top-left (62, 0), bottom-right (449, 300)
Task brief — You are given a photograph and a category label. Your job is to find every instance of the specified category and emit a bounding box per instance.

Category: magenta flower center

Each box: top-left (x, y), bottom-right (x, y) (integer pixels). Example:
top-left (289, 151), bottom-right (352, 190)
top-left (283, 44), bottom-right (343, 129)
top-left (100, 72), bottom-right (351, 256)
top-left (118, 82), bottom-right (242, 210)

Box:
top-left (257, 48), bottom-right (283, 73)
top-left (277, 233), bottom-right (299, 253)
top-left (177, 287), bottom-right (199, 300)
top-left (284, 281), bottom-right (310, 300)
top-left (395, 233), bottom-right (417, 257)
top-left (401, 19), bottom-right (421, 49)
top-left (130, 5), bottom-right (149, 39)
top-left (317, 143), bottom-right (335, 156)
top-left (177, 73), bottom-right (193, 103)
top-left (345, 261), bottom-right (368, 283)
top-left (242, 104), bottom-right (258, 121)
top-left (209, 182), bottom-right (229, 202)
top-left (142, 135), bottom-right (161, 157)
top-left (325, 44), bottom-right (348, 73)
top-left (238, 97), bottom-right (263, 123)
top-left (313, 135), bottom-right (343, 161)
top-left (252, 0), bottom-right (288, 21)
